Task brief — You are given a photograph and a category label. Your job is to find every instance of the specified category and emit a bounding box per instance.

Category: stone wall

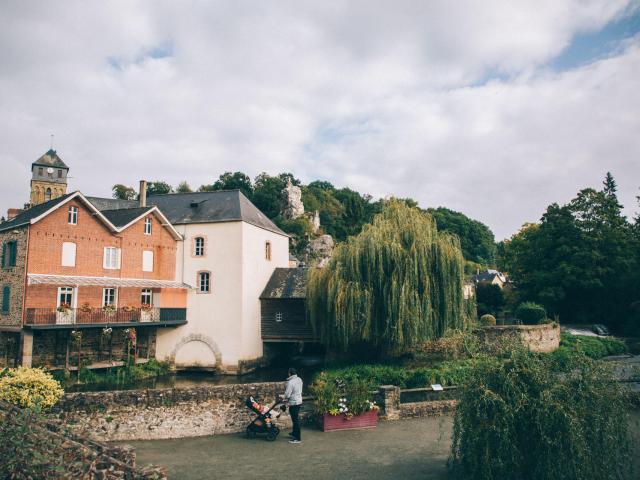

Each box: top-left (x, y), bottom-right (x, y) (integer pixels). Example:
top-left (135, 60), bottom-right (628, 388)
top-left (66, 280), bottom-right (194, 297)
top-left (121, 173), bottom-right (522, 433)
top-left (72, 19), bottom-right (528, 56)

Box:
top-left (476, 323), bottom-right (560, 353)
top-left (0, 227), bottom-right (28, 327)
top-left (49, 381), bottom-right (288, 441)
top-left (0, 332), bottom-right (19, 367)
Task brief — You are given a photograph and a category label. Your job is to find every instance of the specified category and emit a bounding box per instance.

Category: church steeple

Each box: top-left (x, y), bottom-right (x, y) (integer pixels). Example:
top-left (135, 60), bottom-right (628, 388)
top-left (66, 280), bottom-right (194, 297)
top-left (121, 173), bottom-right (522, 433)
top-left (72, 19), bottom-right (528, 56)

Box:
top-left (30, 149), bottom-right (69, 206)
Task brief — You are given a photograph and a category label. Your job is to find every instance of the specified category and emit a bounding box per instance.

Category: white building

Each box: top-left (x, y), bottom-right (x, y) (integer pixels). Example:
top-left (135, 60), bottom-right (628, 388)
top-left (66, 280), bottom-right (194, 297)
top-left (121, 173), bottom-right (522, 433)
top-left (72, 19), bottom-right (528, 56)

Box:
top-left (89, 189), bottom-right (290, 373)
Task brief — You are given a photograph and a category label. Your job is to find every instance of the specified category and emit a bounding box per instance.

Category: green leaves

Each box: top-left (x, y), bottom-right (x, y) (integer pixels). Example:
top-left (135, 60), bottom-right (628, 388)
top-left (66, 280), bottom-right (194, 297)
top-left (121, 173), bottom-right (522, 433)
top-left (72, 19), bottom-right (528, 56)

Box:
top-left (307, 200), bottom-right (472, 353)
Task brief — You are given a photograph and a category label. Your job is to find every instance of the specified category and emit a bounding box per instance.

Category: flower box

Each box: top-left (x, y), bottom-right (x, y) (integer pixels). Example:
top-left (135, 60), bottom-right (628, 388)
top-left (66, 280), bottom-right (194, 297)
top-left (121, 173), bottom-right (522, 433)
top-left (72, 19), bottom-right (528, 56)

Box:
top-left (322, 410), bottom-right (378, 432)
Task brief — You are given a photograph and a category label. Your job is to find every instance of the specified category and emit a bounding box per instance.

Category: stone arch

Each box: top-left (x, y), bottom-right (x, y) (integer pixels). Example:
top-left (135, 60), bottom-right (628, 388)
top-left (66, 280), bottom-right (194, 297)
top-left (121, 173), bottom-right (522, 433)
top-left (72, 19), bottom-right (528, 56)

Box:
top-left (169, 333), bottom-right (222, 369)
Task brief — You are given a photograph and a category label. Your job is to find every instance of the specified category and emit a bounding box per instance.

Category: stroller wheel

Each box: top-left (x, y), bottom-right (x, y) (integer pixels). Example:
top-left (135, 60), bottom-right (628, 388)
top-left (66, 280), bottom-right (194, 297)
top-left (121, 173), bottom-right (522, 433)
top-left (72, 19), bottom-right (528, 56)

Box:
top-left (246, 426), bottom-right (257, 438)
top-left (265, 428), bottom-right (279, 442)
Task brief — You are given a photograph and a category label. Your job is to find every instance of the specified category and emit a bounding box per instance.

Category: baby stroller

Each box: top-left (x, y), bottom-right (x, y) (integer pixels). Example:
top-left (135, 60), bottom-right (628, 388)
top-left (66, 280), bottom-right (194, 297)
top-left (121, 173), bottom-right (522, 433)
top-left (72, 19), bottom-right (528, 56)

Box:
top-left (244, 396), bottom-right (286, 441)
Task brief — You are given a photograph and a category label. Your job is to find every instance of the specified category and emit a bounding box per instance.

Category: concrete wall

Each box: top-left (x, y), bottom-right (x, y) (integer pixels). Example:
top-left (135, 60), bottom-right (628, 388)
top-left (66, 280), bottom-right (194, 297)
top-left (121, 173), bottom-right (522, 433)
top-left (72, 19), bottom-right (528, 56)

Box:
top-left (155, 221), bottom-right (289, 372)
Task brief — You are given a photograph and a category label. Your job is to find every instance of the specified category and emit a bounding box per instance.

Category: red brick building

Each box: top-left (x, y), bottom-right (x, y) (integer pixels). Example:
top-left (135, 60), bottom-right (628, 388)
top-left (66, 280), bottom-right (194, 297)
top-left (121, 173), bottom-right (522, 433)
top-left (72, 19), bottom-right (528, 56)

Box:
top-left (0, 191), bottom-right (189, 368)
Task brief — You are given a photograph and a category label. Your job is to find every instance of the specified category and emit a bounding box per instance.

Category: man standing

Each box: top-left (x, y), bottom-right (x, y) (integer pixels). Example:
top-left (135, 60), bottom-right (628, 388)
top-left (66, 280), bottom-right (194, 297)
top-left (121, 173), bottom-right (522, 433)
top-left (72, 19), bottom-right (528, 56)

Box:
top-left (283, 367), bottom-right (303, 444)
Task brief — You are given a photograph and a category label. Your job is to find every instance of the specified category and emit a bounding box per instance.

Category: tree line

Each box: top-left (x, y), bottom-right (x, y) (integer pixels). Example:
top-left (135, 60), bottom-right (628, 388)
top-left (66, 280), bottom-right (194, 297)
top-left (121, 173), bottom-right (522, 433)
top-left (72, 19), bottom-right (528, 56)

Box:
top-left (498, 173), bottom-right (640, 332)
top-left (112, 172), bottom-right (498, 264)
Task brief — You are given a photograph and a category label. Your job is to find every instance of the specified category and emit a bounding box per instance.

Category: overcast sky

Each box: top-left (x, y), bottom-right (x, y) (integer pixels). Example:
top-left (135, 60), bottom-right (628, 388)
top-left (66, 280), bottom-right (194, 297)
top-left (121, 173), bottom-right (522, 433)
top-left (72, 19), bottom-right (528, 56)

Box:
top-left (1, 1), bottom-right (639, 239)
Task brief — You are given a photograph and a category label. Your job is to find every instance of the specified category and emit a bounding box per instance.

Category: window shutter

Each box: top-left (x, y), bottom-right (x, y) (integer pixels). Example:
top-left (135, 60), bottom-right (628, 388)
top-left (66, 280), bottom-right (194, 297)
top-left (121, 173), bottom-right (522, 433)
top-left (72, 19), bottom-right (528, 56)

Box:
top-left (116, 248), bottom-right (122, 269)
top-left (103, 247), bottom-right (109, 269)
top-left (1, 286), bottom-right (9, 313)
top-left (1, 243), bottom-right (5, 268)
top-left (9, 241), bottom-right (16, 266)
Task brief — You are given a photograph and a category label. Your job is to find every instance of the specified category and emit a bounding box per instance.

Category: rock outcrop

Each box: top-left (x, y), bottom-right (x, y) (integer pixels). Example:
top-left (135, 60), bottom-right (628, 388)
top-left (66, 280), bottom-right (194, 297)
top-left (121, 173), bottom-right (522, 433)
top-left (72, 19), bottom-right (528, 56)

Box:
top-left (307, 234), bottom-right (334, 267)
top-left (281, 179), bottom-right (304, 219)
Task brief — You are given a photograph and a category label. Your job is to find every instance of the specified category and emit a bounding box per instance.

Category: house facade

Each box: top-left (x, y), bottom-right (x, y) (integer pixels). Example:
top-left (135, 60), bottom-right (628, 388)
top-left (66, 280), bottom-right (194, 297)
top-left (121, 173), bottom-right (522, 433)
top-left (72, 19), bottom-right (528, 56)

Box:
top-left (0, 190), bottom-right (189, 369)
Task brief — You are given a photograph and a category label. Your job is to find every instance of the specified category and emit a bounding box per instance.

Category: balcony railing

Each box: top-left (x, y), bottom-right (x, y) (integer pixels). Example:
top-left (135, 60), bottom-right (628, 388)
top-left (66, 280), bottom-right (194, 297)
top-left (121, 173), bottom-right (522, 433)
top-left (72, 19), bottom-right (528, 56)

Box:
top-left (25, 307), bottom-right (187, 326)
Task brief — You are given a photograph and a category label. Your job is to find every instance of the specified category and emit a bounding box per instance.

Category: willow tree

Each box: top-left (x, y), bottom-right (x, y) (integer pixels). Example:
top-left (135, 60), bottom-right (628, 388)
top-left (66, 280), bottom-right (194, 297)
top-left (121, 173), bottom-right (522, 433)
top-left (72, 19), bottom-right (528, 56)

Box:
top-left (307, 200), bottom-right (471, 353)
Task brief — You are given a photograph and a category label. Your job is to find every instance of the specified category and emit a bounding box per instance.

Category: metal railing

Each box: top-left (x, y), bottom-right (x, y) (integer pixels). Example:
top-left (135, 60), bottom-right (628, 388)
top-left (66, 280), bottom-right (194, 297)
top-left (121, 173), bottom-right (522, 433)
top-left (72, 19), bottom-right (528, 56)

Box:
top-left (24, 307), bottom-right (187, 326)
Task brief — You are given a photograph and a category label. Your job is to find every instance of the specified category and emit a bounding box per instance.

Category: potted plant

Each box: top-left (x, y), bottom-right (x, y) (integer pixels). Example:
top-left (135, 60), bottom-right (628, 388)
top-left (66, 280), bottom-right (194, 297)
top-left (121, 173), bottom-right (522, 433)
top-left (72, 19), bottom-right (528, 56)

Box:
top-left (80, 302), bottom-right (92, 313)
top-left (140, 303), bottom-right (153, 322)
top-left (56, 303), bottom-right (71, 313)
top-left (123, 305), bottom-right (135, 312)
top-left (311, 373), bottom-right (380, 432)
top-left (56, 303), bottom-right (74, 324)
top-left (102, 304), bottom-right (117, 316)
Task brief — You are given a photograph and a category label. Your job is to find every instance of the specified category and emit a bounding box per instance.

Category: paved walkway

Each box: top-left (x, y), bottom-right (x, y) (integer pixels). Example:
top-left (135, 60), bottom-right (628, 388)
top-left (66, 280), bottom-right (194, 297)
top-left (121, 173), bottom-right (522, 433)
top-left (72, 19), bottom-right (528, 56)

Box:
top-left (129, 417), bottom-right (454, 480)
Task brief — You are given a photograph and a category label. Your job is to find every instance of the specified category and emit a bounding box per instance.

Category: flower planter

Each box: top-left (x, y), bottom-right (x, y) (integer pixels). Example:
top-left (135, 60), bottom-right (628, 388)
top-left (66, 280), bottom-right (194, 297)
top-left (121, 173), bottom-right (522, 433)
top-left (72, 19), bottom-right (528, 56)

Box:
top-left (322, 410), bottom-right (378, 432)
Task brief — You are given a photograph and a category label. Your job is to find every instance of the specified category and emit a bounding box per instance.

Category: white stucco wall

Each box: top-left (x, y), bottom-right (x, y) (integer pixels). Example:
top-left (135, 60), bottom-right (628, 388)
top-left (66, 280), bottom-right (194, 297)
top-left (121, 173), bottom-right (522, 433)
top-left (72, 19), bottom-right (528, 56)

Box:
top-left (155, 220), bottom-right (289, 370)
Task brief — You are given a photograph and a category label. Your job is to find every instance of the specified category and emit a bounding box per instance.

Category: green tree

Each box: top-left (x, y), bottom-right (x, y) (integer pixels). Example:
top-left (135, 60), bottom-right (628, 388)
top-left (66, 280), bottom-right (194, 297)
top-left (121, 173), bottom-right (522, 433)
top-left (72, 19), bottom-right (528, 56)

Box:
top-left (307, 200), bottom-right (471, 353)
top-left (476, 284), bottom-right (504, 316)
top-left (112, 184), bottom-right (136, 200)
top-left (252, 173), bottom-right (287, 218)
top-left (199, 172), bottom-right (253, 198)
top-left (176, 181), bottom-right (193, 193)
top-left (146, 181), bottom-right (173, 196)
top-left (428, 207), bottom-right (497, 265)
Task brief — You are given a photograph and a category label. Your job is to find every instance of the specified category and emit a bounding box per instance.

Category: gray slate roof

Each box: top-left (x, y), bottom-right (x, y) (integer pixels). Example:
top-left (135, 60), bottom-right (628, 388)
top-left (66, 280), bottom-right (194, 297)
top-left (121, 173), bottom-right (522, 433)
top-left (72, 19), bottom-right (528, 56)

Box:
top-left (101, 207), bottom-right (154, 228)
top-left (0, 192), bottom-right (75, 232)
top-left (86, 197), bottom-right (138, 211)
top-left (260, 268), bottom-right (309, 299)
top-left (147, 190), bottom-right (286, 235)
top-left (32, 149), bottom-right (69, 169)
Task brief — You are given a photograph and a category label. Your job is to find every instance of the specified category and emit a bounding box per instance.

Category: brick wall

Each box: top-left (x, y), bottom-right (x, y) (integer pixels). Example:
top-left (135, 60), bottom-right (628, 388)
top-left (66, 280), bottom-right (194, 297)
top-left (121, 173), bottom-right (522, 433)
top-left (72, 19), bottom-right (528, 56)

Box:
top-left (0, 227), bottom-right (28, 326)
top-left (27, 199), bottom-right (177, 280)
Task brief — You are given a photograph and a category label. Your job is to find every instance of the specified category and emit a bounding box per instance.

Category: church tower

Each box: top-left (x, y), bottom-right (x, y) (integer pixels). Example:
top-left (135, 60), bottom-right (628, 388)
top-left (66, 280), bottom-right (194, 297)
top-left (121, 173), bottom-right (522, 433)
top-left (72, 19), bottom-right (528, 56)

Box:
top-left (29, 150), bottom-right (69, 206)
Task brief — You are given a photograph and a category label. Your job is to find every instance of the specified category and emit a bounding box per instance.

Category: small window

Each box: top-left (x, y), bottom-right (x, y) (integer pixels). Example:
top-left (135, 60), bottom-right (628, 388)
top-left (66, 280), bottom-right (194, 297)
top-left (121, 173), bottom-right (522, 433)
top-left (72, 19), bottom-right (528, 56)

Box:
top-left (2, 241), bottom-right (17, 269)
top-left (68, 206), bottom-right (78, 225)
top-left (57, 169), bottom-right (62, 178)
top-left (265, 241), bottom-right (272, 261)
top-left (102, 288), bottom-right (117, 307)
top-left (38, 167), bottom-right (43, 176)
top-left (198, 272), bottom-right (210, 293)
top-left (1, 285), bottom-right (10, 313)
top-left (275, 312), bottom-right (283, 323)
top-left (61, 242), bottom-right (76, 267)
top-left (141, 288), bottom-right (152, 306)
top-left (142, 250), bottom-right (154, 272)
top-left (45, 188), bottom-right (52, 201)
top-left (103, 247), bottom-right (121, 269)
top-left (58, 287), bottom-right (73, 308)
top-left (144, 218), bottom-right (152, 235)
top-left (194, 237), bottom-right (205, 257)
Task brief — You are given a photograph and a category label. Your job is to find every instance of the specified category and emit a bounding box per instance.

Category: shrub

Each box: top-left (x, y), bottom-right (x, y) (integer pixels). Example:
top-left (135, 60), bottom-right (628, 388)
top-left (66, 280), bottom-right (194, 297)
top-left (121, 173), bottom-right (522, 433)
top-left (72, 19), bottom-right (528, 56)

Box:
top-left (479, 314), bottom-right (496, 326)
top-left (450, 349), bottom-right (632, 480)
top-left (514, 302), bottom-right (547, 325)
top-left (310, 373), bottom-right (378, 417)
top-left (0, 368), bottom-right (64, 409)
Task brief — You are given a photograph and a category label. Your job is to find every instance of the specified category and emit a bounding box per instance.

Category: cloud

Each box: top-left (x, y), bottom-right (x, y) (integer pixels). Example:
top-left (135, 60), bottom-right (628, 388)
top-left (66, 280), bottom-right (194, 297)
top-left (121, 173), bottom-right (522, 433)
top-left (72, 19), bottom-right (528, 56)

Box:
top-left (0, 0), bottom-right (638, 238)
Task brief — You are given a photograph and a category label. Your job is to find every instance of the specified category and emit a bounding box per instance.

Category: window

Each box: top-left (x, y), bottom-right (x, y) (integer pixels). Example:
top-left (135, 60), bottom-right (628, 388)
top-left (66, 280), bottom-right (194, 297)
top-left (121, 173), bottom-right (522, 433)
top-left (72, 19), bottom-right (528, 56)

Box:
top-left (275, 312), bottom-right (283, 323)
top-left (57, 169), bottom-right (62, 178)
top-left (61, 242), bottom-right (76, 267)
top-left (198, 271), bottom-right (210, 293)
top-left (102, 288), bottom-right (117, 307)
top-left (103, 247), bottom-right (121, 269)
top-left (45, 188), bottom-right (52, 201)
top-left (2, 241), bottom-right (17, 268)
top-left (142, 250), bottom-right (154, 272)
top-left (68, 206), bottom-right (78, 224)
top-left (194, 237), bottom-right (205, 257)
top-left (57, 287), bottom-right (73, 308)
top-left (1, 285), bottom-right (10, 313)
top-left (141, 288), bottom-right (152, 306)
top-left (38, 167), bottom-right (43, 176)
top-left (265, 241), bottom-right (272, 261)
top-left (144, 217), bottom-right (152, 235)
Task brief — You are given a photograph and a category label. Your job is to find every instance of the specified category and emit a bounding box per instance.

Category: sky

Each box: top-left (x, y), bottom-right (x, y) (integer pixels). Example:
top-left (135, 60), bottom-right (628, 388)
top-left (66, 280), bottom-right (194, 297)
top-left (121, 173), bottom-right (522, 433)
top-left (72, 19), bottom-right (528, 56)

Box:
top-left (1, 1), bottom-right (639, 240)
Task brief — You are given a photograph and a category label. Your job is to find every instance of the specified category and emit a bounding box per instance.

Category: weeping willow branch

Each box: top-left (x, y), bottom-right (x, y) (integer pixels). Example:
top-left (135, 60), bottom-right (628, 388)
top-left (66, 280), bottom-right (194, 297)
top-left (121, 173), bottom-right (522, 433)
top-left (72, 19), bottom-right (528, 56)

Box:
top-left (307, 200), bottom-right (472, 352)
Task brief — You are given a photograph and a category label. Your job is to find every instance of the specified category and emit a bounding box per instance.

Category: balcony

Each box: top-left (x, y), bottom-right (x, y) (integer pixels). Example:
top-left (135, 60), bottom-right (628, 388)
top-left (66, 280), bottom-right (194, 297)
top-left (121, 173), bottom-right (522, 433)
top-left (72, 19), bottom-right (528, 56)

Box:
top-left (24, 307), bottom-right (187, 329)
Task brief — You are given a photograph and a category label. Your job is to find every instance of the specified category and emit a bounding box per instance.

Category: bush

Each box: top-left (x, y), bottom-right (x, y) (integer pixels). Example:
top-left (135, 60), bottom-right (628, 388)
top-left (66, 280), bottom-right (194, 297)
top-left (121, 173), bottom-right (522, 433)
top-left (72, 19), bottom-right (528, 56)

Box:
top-left (553, 333), bottom-right (628, 363)
top-left (450, 349), bottom-right (632, 479)
top-left (479, 314), bottom-right (496, 326)
top-left (0, 368), bottom-right (64, 409)
top-left (515, 302), bottom-right (547, 325)
top-left (310, 373), bottom-right (378, 417)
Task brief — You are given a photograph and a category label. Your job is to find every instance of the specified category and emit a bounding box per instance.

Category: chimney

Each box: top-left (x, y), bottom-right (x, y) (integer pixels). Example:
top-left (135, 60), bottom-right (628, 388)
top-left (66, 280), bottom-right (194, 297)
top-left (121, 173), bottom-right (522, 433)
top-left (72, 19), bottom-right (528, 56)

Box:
top-left (7, 208), bottom-right (23, 220)
top-left (139, 180), bottom-right (147, 207)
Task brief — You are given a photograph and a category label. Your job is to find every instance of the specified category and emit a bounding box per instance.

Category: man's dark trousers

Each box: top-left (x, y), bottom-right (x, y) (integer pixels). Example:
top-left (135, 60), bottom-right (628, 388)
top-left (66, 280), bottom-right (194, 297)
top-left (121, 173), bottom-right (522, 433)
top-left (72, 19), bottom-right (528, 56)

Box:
top-left (289, 404), bottom-right (301, 440)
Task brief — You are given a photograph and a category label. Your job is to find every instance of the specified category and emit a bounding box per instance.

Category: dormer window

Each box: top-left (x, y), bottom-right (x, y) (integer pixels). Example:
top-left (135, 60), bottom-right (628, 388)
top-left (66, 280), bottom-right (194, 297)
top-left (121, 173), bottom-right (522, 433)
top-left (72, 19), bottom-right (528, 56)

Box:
top-left (38, 167), bottom-right (43, 176)
top-left (144, 218), bottom-right (152, 235)
top-left (68, 206), bottom-right (78, 225)
top-left (57, 169), bottom-right (62, 178)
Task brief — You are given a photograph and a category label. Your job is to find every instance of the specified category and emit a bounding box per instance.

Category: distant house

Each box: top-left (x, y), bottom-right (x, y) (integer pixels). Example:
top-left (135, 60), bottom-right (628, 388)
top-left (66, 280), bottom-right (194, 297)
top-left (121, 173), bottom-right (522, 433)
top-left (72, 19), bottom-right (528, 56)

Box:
top-left (260, 268), bottom-right (316, 342)
top-left (472, 269), bottom-right (507, 289)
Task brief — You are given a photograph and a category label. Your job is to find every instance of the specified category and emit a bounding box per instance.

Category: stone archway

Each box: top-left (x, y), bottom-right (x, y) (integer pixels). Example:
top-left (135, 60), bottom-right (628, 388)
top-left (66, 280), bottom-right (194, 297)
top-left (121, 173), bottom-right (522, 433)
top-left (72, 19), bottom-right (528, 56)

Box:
top-left (169, 333), bottom-right (222, 369)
